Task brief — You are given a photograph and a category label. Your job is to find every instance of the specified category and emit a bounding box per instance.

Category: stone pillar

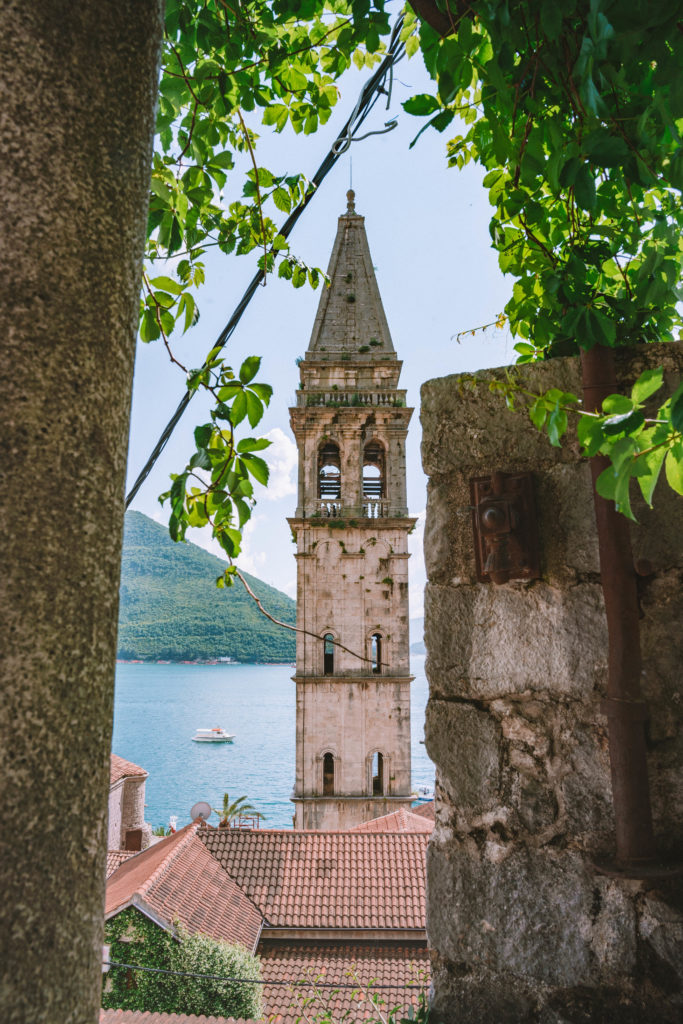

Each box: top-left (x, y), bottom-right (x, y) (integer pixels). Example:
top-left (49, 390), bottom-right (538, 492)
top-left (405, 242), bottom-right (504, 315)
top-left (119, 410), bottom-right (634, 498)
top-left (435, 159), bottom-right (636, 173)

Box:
top-left (421, 344), bottom-right (683, 1023)
top-left (0, 4), bottom-right (163, 1023)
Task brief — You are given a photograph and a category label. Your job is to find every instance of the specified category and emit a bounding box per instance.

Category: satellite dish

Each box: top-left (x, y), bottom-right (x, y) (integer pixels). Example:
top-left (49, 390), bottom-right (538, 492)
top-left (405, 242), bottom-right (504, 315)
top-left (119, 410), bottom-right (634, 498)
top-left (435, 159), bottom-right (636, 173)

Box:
top-left (190, 801), bottom-right (213, 821)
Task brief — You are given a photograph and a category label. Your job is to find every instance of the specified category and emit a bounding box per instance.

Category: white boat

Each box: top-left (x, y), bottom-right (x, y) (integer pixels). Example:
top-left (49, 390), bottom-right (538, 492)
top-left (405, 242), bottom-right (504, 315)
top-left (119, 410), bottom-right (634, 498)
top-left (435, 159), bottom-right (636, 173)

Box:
top-left (191, 727), bottom-right (235, 743)
top-left (413, 783), bottom-right (434, 802)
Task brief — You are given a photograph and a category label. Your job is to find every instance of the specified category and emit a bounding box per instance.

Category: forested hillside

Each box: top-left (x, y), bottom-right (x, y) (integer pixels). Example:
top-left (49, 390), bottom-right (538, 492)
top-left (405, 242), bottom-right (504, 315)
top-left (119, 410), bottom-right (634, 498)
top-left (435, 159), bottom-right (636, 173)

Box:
top-left (118, 512), bottom-right (296, 662)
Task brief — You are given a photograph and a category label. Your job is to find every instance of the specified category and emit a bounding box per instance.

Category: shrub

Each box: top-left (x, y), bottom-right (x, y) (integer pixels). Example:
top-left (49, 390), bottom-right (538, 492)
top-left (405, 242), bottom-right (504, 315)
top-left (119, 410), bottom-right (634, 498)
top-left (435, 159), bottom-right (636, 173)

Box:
top-left (103, 907), bottom-right (262, 1020)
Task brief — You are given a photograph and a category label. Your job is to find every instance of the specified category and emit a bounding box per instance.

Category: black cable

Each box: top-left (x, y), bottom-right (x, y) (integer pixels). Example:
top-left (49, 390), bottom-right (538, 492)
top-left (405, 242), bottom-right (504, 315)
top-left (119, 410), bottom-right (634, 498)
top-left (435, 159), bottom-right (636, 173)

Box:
top-left (126, 16), bottom-right (406, 508)
top-left (105, 959), bottom-right (428, 991)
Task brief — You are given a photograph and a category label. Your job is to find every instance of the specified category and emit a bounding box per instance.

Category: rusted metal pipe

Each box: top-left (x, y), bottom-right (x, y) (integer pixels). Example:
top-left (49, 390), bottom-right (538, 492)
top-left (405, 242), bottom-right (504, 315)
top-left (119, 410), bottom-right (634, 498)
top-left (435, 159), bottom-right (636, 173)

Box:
top-left (581, 345), bottom-right (656, 867)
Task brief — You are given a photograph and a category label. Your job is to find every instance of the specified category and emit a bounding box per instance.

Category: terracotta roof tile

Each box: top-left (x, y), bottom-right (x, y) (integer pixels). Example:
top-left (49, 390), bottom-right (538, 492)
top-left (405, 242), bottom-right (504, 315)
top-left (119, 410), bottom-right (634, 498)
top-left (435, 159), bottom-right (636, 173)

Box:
top-left (259, 943), bottom-right (430, 1024)
top-left (111, 754), bottom-right (148, 784)
top-left (348, 808), bottom-right (433, 834)
top-left (198, 830), bottom-right (427, 931)
top-left (106, 825), bottom-right (263, 950)
top-left (411, 801), bottom-right (435, 821)
top-left (107, 849), bottom-right (137, 878)
top-left (100, 1012), bottom-right (259, 1023)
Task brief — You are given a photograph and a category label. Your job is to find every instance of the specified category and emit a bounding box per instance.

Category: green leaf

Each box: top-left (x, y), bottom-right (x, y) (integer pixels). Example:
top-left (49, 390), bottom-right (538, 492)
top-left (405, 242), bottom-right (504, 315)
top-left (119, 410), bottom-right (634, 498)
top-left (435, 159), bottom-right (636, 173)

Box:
top-left (272, 187), bottom-right (291, 213)
top-left (665, 440), bottom-right (683, 494)
top-left (236, 437), bottom-right (272, 452)
top-left (241, 454), bottom-right (269, 486)
top-left (670, 384), bottom-right (683, 433)
top-left (574, 164), bottom-right (596, 211)
top-left (249, 382), bottom-right (273, 405)
top-left (402, 94), bottom-right (440, 116)
top-left (636, 446), bottom-right (667, 506)
top-left (540, 1), bottom-right (563, 40)
top-left (245, 390), bottom-right (264, 428)
top-left (239, 355), bottom-right (261, 384)
top-left (529, 398), bottom-right (548, 430)
top-left (577, 415), bottom-right (605, 456)
top-left (189, 449), bottom-right (212, 470)
top-left (602, 409), bottom-right (645, 436)
top-left (602, 394), bottom-right (634, 416)
top-left (230, 390), bottom-right (247, 425)
top-left (547, 403), bottom-right (567, 447)
top-left (631, 368), bottom-right (664, 405)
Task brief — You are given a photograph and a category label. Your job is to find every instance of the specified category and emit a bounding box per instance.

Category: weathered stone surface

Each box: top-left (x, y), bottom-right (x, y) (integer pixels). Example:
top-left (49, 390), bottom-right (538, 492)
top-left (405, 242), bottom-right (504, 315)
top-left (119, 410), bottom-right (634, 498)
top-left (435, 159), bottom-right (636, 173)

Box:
top-left (0, 5), bottom-right (163, 1024)
top-left (426, 700), bottom-right (501, 816)
top-left (425, 581), bottom-right (607, 700)
top-left (427, 841), bottom-right (638, 986)
top-left (422, 346), bottom-right (683, 1022)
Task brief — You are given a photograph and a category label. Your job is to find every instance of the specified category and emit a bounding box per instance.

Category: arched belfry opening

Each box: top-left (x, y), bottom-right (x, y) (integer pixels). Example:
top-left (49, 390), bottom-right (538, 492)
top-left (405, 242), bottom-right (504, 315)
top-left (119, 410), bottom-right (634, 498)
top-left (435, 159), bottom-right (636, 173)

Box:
top-left (318, 442), bottom-right (341, 500)
top-left (323, 633), bottom-right (335, 675)
top-left (372, 751), bottom-right (384, 796)
top-left (323, 752), bottom-right (335, 796)
top-left (362, 441), bottom-right (384, 500)
top-left (371, 632), bottom-right (382, 674)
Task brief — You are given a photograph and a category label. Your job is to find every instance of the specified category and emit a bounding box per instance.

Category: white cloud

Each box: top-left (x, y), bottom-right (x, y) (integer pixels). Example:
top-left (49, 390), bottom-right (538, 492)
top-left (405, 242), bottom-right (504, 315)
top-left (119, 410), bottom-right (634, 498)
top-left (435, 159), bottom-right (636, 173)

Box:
top-left (259, 427), bottom-right (297, 501)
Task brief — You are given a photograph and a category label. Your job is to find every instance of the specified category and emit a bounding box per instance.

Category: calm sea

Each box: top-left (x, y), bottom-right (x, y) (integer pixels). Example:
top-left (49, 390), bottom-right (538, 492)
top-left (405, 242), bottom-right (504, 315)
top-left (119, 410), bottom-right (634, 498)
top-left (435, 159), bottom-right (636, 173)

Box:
top-left (113, 655), bottom-right (434, 830)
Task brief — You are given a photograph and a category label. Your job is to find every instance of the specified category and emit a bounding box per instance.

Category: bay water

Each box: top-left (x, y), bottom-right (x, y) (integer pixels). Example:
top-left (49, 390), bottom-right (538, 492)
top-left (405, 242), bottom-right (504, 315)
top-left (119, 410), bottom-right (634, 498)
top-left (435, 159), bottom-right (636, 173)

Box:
top-left (113, 655), bottom-right (433, 830)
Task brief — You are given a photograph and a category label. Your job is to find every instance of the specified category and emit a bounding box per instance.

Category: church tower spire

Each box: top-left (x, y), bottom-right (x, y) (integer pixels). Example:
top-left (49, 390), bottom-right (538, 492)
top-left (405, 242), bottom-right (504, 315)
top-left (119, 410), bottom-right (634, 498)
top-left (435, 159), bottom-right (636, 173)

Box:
top-left (288, 195), bottom-right (415, 831)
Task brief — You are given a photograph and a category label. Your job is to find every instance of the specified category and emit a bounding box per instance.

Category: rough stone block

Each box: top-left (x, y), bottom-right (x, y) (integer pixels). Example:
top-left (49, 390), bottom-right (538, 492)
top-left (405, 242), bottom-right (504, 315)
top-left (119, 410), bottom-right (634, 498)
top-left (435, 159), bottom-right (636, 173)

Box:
top-left (425, 700), bottom-right (501, 816)
top-left (425, 581), bottom-right (607, 701)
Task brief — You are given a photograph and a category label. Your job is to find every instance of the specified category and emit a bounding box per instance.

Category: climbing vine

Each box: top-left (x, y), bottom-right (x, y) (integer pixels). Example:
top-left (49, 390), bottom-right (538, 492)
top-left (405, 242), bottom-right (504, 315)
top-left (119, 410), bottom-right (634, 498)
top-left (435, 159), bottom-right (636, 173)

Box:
top-left (148, 0), bottom-right (682, 563)
top-left (145, 0), bottom-right (392, 573)
top-left (103, 906), bottom-right (262, 1018)
top-left (402, 0), bottom-right (683, 513)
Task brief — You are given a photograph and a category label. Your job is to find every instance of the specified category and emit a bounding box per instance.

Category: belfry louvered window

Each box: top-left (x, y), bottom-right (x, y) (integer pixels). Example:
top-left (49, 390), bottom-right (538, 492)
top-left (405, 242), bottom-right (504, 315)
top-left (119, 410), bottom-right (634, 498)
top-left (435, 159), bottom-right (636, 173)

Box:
top-left (318, 442), bottom-right (341, 499)
top-left (362, 442), bottom-right (384, 499)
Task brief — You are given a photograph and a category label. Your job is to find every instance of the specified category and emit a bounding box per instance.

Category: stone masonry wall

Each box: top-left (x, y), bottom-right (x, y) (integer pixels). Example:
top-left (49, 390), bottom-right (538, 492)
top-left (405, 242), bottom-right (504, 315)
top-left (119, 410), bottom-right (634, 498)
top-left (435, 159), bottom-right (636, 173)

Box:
top-left (421, 344), bottom-right (683, 1024)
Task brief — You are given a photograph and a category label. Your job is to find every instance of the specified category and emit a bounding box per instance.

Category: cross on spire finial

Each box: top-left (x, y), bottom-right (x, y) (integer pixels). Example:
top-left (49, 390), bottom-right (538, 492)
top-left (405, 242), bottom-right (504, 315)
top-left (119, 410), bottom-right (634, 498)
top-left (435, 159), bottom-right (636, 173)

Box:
top-left (346, 189), bottom-right (356, 214)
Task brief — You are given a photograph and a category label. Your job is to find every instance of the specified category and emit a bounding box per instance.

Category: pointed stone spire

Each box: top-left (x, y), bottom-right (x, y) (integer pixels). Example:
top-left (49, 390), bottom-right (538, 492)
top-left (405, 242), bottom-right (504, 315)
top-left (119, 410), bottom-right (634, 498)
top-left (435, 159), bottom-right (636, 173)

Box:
top-left (305, 194), bottom-right (395, 360)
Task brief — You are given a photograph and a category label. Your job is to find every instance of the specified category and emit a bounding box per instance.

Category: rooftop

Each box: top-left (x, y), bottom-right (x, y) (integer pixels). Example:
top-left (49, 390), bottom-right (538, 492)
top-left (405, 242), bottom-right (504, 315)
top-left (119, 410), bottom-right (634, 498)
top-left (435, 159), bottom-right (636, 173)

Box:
top-left (304, 191), bottom-right (396, 362)
top-left (348, 808), bottom-right (434, 834)
top-left (259, 942), bottom-right (429, 1024)
top-left (100, 1012), bottom-right (258, 1024)
top-left (106, 849), bottom-right (136, 878)
top-left (110, 753), bottom-right (148, 785)
top-left (198, 828), bottom-right (427, 931)
top-left (106, 825), bottom-right (263, 950)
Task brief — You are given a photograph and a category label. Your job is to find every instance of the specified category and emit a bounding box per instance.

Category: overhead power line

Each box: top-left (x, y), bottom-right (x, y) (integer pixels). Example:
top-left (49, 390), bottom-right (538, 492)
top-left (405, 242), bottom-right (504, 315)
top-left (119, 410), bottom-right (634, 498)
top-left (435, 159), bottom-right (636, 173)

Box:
top-left (126, 17), bottom-right (406, 508)
top-left (105, 959), bottom-right (428, 992)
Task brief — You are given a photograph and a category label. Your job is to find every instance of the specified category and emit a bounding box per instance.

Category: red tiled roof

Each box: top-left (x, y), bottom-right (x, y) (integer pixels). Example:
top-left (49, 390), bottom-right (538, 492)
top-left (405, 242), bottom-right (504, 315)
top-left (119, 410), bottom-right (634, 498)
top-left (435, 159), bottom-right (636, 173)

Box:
top-left (259, 943), bottom-right (430, 1024)
top-left (411, 801), bottom-right (435, 821)
top-left (106, 825), bottom-right (263, 950)
top-left (348, 808), bottom-right (433, 834)
top-left (100, 1012), bottom-right (259, 1023)
top-left (107, 849), bottom-right (136, 878)
top-left (198, 829), bottom-right (428, 931)
top-left (110, 754), bottom-right (147, 784)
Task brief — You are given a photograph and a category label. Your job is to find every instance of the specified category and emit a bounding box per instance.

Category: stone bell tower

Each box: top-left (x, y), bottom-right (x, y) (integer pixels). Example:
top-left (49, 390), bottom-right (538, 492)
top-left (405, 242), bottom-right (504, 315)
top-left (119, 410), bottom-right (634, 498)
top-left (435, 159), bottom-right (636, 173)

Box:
top-left (289, 191), bottom-right (415, 831)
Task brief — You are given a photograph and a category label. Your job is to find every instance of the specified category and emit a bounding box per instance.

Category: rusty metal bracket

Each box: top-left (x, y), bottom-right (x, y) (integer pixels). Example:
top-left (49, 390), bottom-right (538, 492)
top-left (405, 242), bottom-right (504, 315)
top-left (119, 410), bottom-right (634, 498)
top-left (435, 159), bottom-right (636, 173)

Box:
top-left (470, 471), bottom-right (540, 584)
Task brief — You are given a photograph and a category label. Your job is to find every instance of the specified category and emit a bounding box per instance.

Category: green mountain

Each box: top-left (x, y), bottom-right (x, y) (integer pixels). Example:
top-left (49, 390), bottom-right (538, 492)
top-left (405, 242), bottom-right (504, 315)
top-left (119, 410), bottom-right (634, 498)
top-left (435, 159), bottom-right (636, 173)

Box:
top-left (118, 511), bottom-right (296, 663)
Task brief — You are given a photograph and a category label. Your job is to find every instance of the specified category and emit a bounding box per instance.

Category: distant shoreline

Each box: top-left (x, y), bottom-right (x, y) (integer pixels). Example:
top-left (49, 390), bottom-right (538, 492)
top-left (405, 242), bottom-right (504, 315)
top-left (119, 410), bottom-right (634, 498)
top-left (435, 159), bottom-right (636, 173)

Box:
top-left (116, 658), bottom-right (295, 666)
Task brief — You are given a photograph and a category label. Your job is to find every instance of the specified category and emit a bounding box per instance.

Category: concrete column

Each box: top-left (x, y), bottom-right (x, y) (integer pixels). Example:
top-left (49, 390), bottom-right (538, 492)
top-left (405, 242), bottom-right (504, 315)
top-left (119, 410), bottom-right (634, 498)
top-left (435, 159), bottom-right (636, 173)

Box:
top-left (0, 4), bottom-right (163, 1022)
top-left (421, 344), bottom-right (683, 1023)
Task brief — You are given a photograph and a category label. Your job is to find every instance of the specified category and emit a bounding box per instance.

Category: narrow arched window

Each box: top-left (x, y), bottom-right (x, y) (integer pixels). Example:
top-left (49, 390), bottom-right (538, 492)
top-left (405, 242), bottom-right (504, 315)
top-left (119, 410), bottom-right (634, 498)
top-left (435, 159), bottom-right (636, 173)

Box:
top-left (362, 442), bottom-right (384, 499)
top-left (324, 633), bottom-right (335, 675)
top-left (371, 633), bottom-right (382, 675)
top-left (372, 752), bottom-right (384, 796)
top-left (318, 442), bottom-right (341, 499)
top-left (323, 753), bottom-right (335, 796)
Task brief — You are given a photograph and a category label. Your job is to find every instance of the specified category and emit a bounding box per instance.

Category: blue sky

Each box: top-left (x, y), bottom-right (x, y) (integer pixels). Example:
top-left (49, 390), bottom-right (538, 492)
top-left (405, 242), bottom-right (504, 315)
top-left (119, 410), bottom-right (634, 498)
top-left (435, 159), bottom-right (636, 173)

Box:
top-left (126, 48), bottom-right (515, 617)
